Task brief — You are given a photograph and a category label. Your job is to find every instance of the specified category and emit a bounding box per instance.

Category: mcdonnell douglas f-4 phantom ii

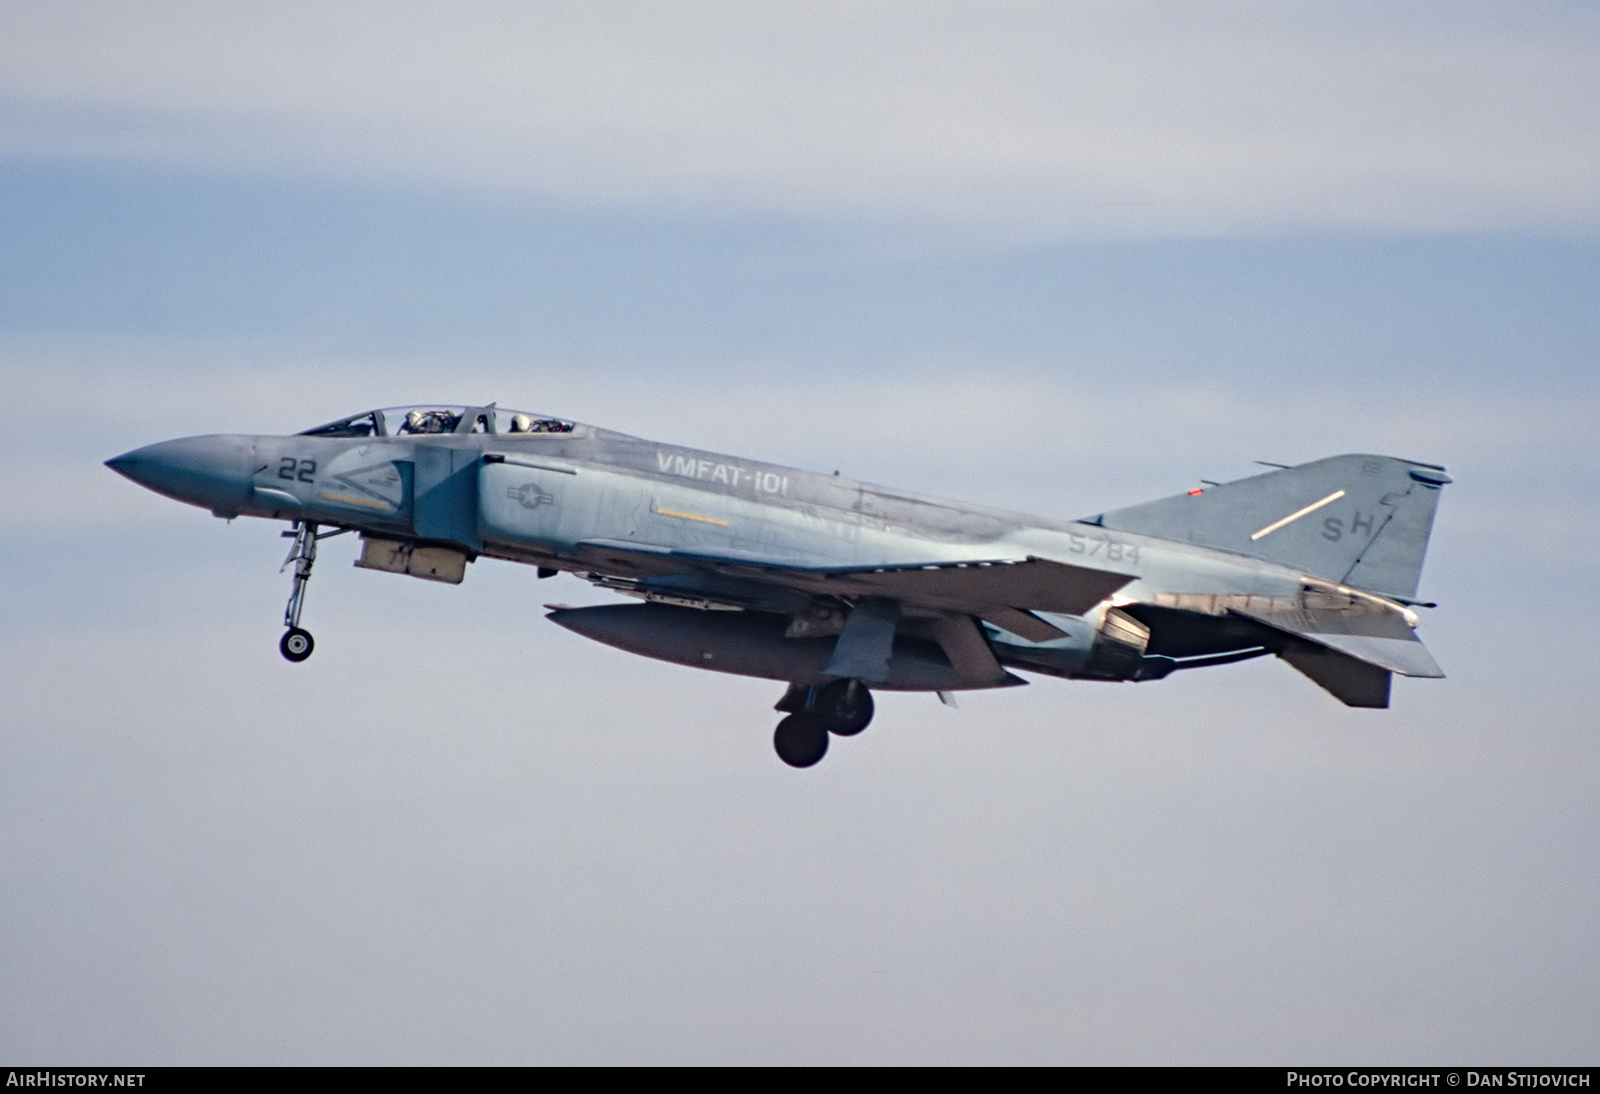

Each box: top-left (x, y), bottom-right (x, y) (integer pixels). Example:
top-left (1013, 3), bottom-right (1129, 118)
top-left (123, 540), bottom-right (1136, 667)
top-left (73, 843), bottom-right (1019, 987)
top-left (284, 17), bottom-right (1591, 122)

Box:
top-left (107, 403), bottom-right (1448, 767)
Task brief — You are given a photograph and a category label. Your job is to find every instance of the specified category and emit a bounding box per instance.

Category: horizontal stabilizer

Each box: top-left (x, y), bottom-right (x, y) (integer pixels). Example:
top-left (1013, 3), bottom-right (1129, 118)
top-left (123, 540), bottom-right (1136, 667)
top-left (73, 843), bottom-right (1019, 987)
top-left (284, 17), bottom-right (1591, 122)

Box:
top-left (1232, 606), bottom-right (1445, 679)
top-left (1278, 641), bottom-right (1393, 708)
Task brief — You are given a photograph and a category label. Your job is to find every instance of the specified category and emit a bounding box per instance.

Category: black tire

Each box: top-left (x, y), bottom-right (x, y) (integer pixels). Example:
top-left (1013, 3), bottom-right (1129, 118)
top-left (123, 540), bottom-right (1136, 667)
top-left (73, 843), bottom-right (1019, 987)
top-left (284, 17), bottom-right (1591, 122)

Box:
top-left (279, 627), bottom-right (314, 662)
top-left (773, 713), bottom-right (830, 768)
top-left (815, 679), bottom-right (874, 736)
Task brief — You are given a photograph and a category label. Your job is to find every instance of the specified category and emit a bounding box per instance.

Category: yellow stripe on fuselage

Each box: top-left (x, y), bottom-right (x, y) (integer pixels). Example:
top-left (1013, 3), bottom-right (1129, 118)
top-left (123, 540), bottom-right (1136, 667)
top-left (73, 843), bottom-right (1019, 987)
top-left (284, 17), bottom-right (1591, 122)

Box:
top-left (319, 491), bottom-right (392, 510)
top-left (655, 507), bottom-right (730, 527)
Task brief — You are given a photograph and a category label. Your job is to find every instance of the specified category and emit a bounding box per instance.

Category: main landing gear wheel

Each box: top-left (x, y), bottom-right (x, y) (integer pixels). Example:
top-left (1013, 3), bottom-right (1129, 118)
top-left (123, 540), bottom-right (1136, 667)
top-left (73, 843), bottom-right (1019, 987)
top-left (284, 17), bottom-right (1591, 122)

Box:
top-left (280, 627), bottom-right (314, 662)
top-left (774, 713), bottom-right (830, 768)
top-left (814, 679), bottom-right (874, 736)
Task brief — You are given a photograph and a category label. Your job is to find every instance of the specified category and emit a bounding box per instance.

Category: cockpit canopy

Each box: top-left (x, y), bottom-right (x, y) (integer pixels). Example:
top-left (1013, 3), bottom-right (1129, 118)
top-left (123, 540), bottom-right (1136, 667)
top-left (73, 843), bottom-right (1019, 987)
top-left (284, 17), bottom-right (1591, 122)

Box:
top-left (299, 405), bottom-right (576, 439)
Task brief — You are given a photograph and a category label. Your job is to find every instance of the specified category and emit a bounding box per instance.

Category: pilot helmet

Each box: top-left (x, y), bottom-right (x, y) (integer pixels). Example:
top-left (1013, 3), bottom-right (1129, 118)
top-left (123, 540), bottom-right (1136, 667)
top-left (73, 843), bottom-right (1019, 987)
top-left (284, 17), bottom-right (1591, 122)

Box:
top-left (511, 413), bottom-right (533, 433)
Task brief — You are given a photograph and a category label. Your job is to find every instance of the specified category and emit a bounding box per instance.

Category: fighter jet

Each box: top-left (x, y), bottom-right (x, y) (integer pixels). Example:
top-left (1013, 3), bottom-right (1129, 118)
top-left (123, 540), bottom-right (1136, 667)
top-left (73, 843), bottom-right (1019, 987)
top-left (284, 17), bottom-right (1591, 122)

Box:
top-left (106, 403), bottom-right (1448, 767)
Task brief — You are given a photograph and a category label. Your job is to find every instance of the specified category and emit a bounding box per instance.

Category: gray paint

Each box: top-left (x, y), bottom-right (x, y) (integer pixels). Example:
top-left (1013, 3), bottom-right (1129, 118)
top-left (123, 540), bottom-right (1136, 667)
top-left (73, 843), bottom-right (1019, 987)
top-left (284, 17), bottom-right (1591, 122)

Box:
top-left (106, 403), bottom-right (1449, 714)
top-left (1098, 454), bottom-right (1446, 600)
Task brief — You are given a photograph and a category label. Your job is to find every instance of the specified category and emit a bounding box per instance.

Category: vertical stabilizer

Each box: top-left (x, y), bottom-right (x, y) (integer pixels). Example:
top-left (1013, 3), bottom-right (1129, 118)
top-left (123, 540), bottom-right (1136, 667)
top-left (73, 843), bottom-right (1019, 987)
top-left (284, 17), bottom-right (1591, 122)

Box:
top-left (1097, 455), bottom-right (1448, 599)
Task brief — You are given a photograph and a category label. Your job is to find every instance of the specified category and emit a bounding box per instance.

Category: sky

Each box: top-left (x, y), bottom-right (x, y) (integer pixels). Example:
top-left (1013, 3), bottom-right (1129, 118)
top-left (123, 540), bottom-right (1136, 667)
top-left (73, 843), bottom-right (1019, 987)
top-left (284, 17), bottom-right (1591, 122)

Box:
top-left (1, 2), bottom-right (1597, 1065)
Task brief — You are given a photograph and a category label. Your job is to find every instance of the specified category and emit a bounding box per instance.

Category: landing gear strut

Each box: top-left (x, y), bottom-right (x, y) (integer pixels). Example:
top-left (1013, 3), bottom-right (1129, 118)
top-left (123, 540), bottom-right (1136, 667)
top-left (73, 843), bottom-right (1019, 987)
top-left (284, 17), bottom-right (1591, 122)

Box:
top-left (279, 520), bottom-right (318, 662)
top-left (771, 680), bottom-right (877, 767)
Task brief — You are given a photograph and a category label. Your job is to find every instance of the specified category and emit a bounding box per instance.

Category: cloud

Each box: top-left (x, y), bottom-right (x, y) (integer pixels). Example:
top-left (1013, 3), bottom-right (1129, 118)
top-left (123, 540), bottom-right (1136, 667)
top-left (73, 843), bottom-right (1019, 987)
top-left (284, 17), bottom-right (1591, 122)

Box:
top-left (1, 2), bottom-right (1597, 235)
top-left (12, 333), bottom-right (1597, 575)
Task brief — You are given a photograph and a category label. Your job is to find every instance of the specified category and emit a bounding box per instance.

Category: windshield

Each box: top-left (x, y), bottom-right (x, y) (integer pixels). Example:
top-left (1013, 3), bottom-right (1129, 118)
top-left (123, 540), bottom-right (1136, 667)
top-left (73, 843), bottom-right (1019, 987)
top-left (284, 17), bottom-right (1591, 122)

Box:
top-left (298, 411), bottom-right (382, 438)
top-left (300, 404), bottom-right (576, 438)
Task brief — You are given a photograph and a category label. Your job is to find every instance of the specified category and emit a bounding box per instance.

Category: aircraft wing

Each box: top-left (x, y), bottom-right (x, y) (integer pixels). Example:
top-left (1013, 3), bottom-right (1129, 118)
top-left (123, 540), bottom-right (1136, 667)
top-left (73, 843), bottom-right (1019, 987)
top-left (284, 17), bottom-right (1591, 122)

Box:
top-left (577, 540), bottom-right (1133, 637)
top-left (787, 556), bottom-right (1133, 617)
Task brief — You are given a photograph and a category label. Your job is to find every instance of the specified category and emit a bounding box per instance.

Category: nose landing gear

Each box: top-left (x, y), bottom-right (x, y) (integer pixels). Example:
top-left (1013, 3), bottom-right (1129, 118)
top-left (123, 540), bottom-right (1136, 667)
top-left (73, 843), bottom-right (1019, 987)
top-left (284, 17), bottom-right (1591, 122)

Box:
top-left (277, 520), bottom-right (336, 663)
top-left (771, 679), bottom-right (877, 767)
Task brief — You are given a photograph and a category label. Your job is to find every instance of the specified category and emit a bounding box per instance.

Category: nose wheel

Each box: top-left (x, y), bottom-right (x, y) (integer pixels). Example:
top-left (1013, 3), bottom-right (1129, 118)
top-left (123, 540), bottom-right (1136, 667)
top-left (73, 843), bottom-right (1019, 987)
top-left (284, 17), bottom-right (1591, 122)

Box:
top-left (280, 627), bottom-right (315, 662)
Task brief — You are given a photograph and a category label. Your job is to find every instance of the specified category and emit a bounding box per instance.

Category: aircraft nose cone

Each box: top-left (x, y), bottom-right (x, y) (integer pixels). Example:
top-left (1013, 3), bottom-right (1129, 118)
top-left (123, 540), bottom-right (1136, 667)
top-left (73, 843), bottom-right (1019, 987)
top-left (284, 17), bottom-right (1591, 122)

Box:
top-left (105, 435), bottom-right (256, 514)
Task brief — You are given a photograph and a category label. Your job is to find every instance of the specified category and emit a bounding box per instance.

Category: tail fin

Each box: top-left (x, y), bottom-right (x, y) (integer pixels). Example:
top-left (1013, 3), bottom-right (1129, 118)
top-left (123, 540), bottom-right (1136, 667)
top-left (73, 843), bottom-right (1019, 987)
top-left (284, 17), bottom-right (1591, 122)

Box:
top-left (1096, 455), bottom-right (1449, 600)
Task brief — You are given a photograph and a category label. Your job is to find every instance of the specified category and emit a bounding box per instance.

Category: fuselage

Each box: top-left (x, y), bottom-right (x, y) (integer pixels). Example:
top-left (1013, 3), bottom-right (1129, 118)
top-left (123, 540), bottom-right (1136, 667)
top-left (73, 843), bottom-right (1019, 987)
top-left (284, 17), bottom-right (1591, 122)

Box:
top-left (108, 403), bottom-right (1398, 688)
top-left (108, 401), bottom-right (1448, 772)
